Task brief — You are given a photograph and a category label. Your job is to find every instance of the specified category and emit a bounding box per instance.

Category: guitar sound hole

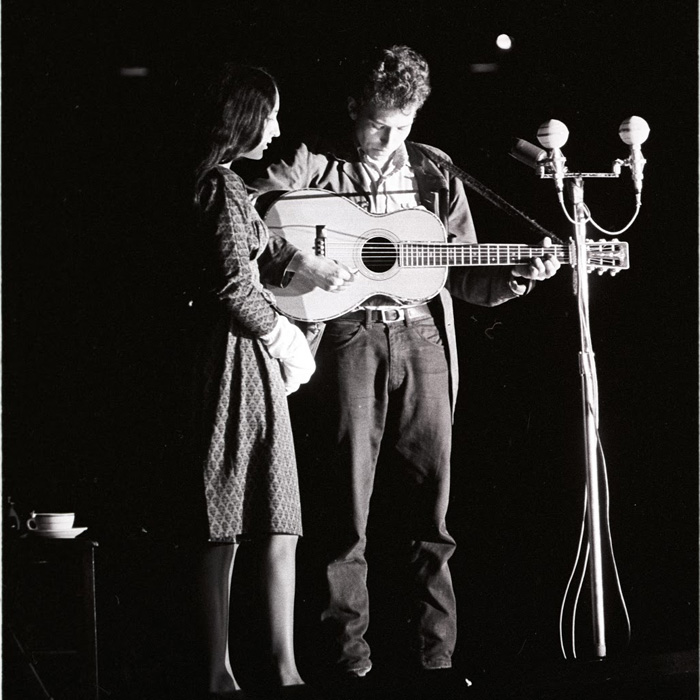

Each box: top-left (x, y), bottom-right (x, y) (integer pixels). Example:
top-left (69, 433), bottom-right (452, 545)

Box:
top-left (362, 236), bottom-right (397, 273)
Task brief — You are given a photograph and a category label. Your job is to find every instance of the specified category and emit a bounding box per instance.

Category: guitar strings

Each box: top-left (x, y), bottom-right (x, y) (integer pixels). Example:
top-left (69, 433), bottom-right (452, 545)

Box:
top-left (267, 227), bottom-right (623, 263)
top-left (313, 245), bottom-right (624, 264)
top-left (305, 242), bottom-right (618, 252)
top-left (314, 244), bottom-right (571, 257)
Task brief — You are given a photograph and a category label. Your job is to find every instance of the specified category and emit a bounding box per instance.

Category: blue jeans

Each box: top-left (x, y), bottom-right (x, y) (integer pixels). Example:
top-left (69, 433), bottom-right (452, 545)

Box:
top-left (314, 315), bottom-right (457, 673)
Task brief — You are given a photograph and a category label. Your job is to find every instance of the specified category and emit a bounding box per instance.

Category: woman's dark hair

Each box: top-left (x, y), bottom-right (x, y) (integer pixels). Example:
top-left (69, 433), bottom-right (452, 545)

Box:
top-left (194, 63), bottom-right (278, 195)
top-left (349, 45), bottom-right (431, 112)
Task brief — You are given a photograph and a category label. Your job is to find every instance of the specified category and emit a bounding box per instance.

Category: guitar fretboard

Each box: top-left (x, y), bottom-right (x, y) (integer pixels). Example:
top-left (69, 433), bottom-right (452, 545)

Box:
top-left (399, 243), bottom-right (571, 267)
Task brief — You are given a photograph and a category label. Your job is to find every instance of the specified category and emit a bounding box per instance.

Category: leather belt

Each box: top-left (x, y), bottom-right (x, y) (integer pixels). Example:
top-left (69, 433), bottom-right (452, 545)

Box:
top-left (334, 303), bottom-right (433, 326)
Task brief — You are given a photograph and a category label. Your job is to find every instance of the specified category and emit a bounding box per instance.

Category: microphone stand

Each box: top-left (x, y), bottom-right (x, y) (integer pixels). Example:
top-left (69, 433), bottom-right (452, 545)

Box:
top-left (569, 175), bottom-right (607, 657)
top-left (529, 117), bottom-right (645, 659)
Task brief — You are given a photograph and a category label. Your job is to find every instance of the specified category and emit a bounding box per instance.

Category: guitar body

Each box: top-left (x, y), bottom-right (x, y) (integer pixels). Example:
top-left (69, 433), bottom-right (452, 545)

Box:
top-left (263, 189), bottom-right (448, 321)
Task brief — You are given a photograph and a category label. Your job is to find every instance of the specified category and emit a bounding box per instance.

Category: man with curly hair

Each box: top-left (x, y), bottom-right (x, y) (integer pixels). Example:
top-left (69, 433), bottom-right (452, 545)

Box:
top-left (252, 45), bottom-right (558, 687)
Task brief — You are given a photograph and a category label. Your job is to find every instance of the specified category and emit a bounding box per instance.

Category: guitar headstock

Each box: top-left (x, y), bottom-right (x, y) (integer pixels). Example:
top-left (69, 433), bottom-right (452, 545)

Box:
top-left (581, 239), bottom-right (630, 275)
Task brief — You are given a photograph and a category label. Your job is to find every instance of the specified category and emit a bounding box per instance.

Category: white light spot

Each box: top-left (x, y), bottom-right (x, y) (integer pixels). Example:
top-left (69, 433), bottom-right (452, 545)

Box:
top-left (496, 34), bottom-right (513, 50)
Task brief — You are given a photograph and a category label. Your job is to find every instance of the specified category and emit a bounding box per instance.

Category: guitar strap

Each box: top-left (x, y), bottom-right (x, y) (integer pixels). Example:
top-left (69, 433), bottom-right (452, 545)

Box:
top-left (412, 142), bottom-right (564, 245)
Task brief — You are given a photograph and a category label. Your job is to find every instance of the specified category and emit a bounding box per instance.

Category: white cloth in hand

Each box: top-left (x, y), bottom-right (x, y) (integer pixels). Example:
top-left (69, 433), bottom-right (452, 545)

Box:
top-left (260, 315), bottom-right (315, 395)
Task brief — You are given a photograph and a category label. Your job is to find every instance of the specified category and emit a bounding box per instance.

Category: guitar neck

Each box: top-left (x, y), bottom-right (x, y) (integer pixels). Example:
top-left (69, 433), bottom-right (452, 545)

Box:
top-left (400, 242), bottom-right (571, 267)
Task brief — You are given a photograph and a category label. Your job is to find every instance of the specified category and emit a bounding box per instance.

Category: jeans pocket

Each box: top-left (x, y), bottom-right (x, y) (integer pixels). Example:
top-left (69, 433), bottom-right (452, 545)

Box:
top-left (409, 319), bottom-right (444, 348)
top-left (322, 321), bottom-right (366, 352)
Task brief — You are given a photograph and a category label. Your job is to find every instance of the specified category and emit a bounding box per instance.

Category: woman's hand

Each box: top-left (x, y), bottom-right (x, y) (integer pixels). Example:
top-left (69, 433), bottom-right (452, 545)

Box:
top-left (260, 315), bottom-right (316, 394)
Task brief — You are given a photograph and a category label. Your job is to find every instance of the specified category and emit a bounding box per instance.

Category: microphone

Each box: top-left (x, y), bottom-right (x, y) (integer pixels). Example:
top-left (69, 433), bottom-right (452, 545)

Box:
top-left (537, 119), bottom-right (569, 194)
top-left (510, 138), bottom-right (548, 170)
top-left (619, 116), bottom-right (650, 197)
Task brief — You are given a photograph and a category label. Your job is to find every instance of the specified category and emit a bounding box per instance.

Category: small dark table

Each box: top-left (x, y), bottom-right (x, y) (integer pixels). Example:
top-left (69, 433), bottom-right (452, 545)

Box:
top-left (5, 535), bottom-right (99, 700)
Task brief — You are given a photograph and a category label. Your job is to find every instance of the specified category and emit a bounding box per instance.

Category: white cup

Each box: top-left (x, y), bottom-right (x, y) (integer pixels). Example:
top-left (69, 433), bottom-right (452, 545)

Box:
top-left (26, 512), bottom-right (75, 532)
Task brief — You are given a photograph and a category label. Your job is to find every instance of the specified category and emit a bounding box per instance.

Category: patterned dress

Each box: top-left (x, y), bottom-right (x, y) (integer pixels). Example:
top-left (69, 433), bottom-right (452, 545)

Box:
top-left (193, 165), bottom-right (302, 542)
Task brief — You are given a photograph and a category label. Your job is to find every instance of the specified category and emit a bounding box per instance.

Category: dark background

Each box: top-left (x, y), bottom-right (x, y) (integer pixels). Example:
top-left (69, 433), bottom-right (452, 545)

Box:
top-left (3, 0), bottom-right (697, 697)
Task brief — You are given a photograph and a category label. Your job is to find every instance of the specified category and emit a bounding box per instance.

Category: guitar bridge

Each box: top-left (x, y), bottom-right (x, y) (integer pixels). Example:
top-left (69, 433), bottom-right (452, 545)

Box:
top-left (314, 225), bottom-right (326, 256)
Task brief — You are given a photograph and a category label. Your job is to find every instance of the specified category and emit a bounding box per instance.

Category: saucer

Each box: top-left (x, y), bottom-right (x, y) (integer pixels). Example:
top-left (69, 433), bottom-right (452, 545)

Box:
top-left (32, 526), bottom-right (88, 539)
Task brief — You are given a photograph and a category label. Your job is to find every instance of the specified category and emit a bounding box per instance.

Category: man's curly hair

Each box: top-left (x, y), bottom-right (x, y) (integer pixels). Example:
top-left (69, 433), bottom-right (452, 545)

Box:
top-left (352, 45), bottom-right (431, 112)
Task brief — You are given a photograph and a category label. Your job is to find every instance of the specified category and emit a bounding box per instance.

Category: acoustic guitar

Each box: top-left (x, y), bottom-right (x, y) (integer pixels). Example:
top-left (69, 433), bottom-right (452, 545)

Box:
top-left (263, 189), bottom-right (630, 322)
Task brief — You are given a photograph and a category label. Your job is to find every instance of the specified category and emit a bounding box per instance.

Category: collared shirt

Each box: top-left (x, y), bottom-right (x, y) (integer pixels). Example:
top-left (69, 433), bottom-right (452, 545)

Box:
top-left (357, 144), bottom-right (421, 215)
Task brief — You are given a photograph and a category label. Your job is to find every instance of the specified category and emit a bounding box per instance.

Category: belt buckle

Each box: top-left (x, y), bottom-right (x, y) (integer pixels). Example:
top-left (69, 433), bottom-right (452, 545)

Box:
top-left (379, 308), bottom-right (405, 323)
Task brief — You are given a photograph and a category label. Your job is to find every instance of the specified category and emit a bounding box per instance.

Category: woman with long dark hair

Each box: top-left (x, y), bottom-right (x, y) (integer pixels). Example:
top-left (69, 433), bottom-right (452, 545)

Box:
top-left (191, 63), bottom-right (314, 698)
